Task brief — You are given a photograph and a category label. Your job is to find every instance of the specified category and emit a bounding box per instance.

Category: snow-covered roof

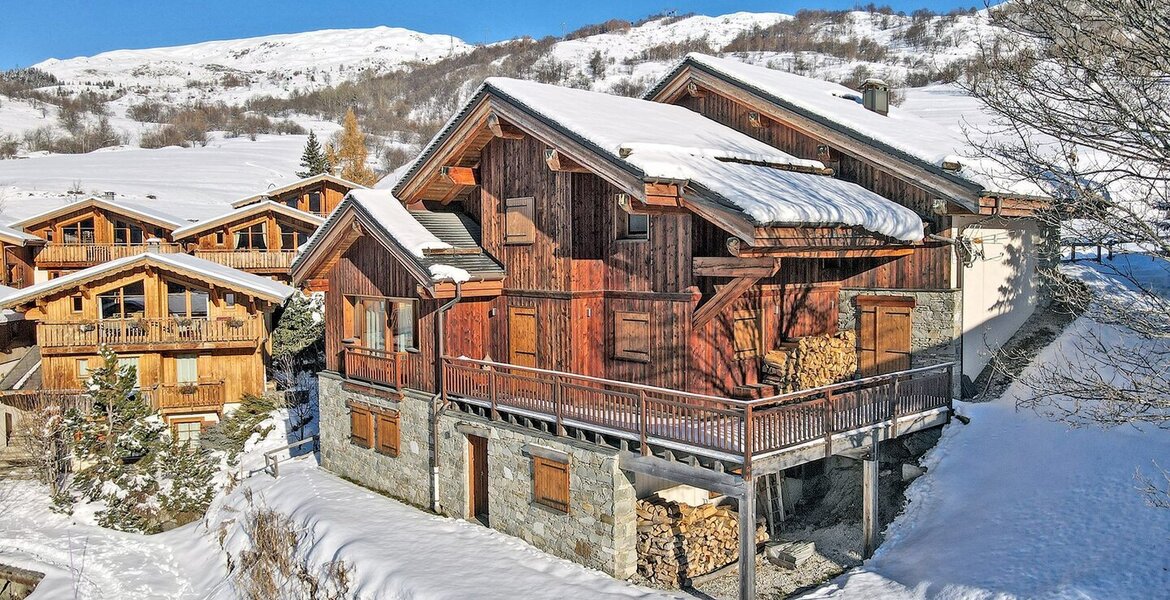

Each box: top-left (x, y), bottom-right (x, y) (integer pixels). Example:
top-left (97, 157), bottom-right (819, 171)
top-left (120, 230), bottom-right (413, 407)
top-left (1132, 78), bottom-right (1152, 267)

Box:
top-left (8, 196), bottom-right (188, 231)
top-left (347, 189), bottom-right (451, 257)
top-left (0, 252), bottom-right (295, 309)
top-left (650, 54), bottom-right (1031, 197)
top-left (230, 173), bottom-right (367, 209)
top-left (471, 78), bottom-right (924, 241)
top-left (171, 200), bottom-right (324, 240)
top-left (0, 223), bottom-right (45, 246)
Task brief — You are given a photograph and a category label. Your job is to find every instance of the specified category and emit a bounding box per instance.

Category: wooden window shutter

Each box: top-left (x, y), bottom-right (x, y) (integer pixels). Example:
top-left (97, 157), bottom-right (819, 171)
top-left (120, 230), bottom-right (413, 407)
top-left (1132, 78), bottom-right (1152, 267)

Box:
top-left (504, 196), bottom-right (535, 245)
top-left (613, 311), bottom-right (651, 363)
top-left (533, 456), bottom-right (570, 513)
top-left (349, 403), bottom-right (372, 448)
top-left (375, 409), bottom-right (400, 457)
top-left (732, 310), bottom-right (762, 360)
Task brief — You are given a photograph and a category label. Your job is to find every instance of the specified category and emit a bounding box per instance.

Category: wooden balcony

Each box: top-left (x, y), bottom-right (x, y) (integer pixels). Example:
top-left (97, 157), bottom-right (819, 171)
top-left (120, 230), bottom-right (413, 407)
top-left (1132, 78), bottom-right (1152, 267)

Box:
top-left (342, 346), bottom-right (430, 393)
top-left (35, 243), bottom-right (183, 268)
top-left (442, 357), bottom-right (953, 472)
top-left (0, 389), bottom-right (92, 412)
top-left (37, 316), bottom-right (264, 354)
top-left (193, 249), bottom-right (298, 273)
top-left (146, 380), bottom-right (226, 413)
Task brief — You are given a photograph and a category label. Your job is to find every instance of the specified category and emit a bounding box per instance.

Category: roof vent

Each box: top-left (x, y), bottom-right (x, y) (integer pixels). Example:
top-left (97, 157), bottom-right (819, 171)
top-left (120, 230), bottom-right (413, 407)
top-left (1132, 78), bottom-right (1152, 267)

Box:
top-left (860, 79), bottom-right (889, 116)
top-left (103, 191), bottom-right (116, 201)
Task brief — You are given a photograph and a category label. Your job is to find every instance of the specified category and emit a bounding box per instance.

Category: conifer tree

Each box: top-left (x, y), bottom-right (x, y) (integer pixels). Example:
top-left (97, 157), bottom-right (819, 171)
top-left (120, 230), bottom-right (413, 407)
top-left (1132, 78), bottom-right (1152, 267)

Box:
top-left (334, 108), bottom-right (378, 186)
top-left (296, 130), bottom-right (331, 178)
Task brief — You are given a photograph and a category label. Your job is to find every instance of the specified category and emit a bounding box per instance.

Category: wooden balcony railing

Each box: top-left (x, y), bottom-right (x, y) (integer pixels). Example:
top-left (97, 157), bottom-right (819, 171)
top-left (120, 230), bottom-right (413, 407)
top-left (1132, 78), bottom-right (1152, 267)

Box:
top-left (35, 243), bottom-right (183, 266)
top-left (37, 316), bottom-right (263, 350)
top-left (193, 249), bottom-right (298, 271)
top-left (342, 346), bottom-right (430, 392)
top-left (0, 389), bottom-right (92, 412)
top-left (442, 357), bottom-right (953, 469)
top-left (146, 380), bottom-right (226, 412)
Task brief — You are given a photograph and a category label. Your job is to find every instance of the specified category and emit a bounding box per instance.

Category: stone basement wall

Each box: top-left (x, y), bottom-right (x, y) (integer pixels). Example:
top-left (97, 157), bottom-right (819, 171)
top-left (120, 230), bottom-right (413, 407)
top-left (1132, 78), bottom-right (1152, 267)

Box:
top-left (838, 288), bottom-right (963, 393)
top-left (317, 371), bottom-right (432, 507)
top-left (435, 413), bottom-right (639, 579)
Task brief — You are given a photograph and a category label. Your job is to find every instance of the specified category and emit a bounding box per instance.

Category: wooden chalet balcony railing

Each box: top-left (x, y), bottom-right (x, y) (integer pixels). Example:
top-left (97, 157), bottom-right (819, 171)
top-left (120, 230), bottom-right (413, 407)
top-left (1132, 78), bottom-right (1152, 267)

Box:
top-left (442, 357), bottom-right (953, 469)
top-left (35, 243), bottom-right (183, 266)
top-left (37, 316), bottom-right (263, 350)
top-left (0, 389), bottom-right (92, 412)
top-left (342, 346), bottom-right (430, 392)
top-left (193, 249), bottom-right (298, 271)
top-left (146, 380), bottom-right (226, 412)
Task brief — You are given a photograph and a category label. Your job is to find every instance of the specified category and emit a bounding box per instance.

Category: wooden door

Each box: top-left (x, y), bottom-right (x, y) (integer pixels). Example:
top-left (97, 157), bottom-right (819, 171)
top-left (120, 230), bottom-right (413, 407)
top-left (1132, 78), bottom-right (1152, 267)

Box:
top-left (508, 307), bottom-right (538, 368)
top-left (857, 296), bottom-right (914, 376)
top-left (467, 434), bottom-right (489, 523)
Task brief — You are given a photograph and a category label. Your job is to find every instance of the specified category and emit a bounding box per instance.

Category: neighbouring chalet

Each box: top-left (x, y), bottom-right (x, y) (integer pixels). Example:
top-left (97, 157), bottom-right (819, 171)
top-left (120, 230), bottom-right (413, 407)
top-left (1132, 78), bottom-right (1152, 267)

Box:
top-left (0, 251), bottom-right (294, 444)
top-left (0, 224), bottom-right (44, 289)
top-left (170, 201), bottom-right (325, 280)
top-left (292, 76), bottom-right (994, 598)
top-left (229, 173), bottom-right (363, 216)
top-left (646, 54), bottom-right (1053, 382)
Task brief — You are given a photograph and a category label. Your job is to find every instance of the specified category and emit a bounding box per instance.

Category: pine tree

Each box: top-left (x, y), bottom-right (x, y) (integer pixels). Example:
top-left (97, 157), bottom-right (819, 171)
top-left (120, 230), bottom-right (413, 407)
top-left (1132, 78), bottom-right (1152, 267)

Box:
top-left (296, 130), bottom-right (331, 178)
top-left (335, 108), bottom-right (378, 186)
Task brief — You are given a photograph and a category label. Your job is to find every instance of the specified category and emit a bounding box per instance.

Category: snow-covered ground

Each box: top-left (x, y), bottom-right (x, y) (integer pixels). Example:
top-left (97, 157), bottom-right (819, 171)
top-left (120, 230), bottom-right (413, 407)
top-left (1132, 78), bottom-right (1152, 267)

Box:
top-left (804, 254), bottom-right (1170, 599)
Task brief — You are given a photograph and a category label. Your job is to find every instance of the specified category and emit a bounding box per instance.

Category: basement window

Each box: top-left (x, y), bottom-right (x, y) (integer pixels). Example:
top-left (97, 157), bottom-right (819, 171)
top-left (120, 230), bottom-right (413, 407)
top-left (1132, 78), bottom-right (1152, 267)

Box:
top-left (375, 409), bottom-right (400, 457)
top-left (504, 196), bottom-right (535, 245)
top-left (532, 455), bottom-right (570, 513)
top-left (613, 311), bottom-right (651, 363)
top-left (349, 402), bottom-right (372, 449)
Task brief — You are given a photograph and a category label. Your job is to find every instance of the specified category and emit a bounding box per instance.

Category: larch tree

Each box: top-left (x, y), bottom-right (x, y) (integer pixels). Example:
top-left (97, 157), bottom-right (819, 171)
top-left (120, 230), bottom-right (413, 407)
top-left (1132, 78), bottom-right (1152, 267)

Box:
top-left (333, 108), bottom-right (378, 186)
top-left (296, 130), bottom-right (331, 178)
top-left (964, 0), bottom-right (1170, 504)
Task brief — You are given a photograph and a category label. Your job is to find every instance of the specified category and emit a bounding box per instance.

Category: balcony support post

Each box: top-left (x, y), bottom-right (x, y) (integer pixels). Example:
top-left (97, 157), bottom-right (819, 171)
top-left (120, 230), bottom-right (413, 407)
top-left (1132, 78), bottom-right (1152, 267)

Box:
top-left (862, 434), bottom-right (880, 559)
top-left (737, 476), bottom-right (757, 600)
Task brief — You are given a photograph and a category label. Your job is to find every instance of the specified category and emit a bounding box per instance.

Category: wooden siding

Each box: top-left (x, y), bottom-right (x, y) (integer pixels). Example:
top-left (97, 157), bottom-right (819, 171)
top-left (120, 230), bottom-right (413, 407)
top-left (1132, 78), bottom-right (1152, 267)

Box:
top-left (21, 205), bottom-right (174, 244)
top-left (267, 180), bottom-right (349, 216)
top-left (1, 244), bottom-right (34, 288)
top-left (190, 210), bottom-right (318, 252)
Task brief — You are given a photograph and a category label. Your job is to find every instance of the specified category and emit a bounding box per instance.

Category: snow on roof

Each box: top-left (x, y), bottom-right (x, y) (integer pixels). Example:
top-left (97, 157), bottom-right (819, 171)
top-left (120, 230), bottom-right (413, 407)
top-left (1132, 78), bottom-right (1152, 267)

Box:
top-left (666, 54), bottom-right (1032, 197)
top-left (0, 223), bottom-right (44, 245)
top-left (171, 200), bottom-right (324, 239)
top-left (0, 252), bottom-right (294, 309)
top-left (9, 196), bottom-right (188, 230)
top-left (230, 173), bottom-right (367, 208)
top-left (483, 78), bottom-right (923, 240)
top-left (347, 189), bottom-right (452, 257)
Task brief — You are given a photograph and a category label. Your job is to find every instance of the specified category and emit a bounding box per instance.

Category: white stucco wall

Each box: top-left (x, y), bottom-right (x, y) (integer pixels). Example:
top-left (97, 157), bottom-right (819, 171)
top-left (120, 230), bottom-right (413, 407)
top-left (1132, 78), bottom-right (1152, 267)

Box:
top-left (957, 216), bottom-right (1040, 380)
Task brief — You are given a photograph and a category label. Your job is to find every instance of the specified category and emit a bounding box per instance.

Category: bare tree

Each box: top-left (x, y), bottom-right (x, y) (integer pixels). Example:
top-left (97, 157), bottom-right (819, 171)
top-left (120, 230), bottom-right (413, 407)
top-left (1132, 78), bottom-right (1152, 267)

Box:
top-left (964, 0), bottom-right (1170, 505)
top-left (18, 405), bottom-right (72, 502)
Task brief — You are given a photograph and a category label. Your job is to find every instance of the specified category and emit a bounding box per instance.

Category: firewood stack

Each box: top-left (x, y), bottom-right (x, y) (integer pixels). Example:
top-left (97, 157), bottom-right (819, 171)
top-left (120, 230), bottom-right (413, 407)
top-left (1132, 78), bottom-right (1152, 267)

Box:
top-left (635, 498), bottom-right (768, 587)
top-left (761, 331), bottom-right (857, 392)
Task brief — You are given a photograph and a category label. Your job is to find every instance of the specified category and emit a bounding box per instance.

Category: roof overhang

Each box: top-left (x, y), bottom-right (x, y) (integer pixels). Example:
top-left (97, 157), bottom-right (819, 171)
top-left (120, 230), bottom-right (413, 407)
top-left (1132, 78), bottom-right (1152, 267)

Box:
top-left (10, 197), bottom-right (185, 231)
top-left (172, 201), bottom-right (324, 240)
top-left (230, 174), bottom-right (367, 209)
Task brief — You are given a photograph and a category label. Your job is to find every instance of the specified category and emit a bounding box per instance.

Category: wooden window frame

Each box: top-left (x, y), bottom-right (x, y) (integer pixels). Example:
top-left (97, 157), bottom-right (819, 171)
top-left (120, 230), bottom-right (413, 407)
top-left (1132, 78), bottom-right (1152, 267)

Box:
top-left (308, 190), bottom-right (323, 215)
top-left (532, 455), bottom-right (570, 513)
top-left (98, 280), bottom-right (147, 319)
top-left (347, 295), bottom-right (419, 352)
top-left (504, 196), bottom-right (536, 245)
top-left (374, 409), bottom-right (400, 457)
top-left (171, 417), bottom-right (206, 448)
top-left (113, 220), bottom-right (145, 246)
top-left (215, 231), bottom-right (226, 247)
top-left (223, 292), bottom-right (236, 307)
top-left (618, 209), bottom-right (649, 242)
top-left (348, 401), bottom-right (372, 448)
top-left (70, 295), bottom-right (84, 314)
top-left (280, 222), bottom-right (313, 250)
top-left (75, 358), bottom-right (90, 383)
top-left (613, 310), bottom-right (651, 363)
top-left (166, 280), bottom-right (210, 318)
top-left (231, 221), bottom-right (267, 250)
top-left (59, 216), bottom-right (96, 245)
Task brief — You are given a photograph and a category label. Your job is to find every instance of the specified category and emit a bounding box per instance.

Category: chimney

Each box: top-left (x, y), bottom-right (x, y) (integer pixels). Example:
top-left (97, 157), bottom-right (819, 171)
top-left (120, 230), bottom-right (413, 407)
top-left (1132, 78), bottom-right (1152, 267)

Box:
top-left (104, 191), bottom-right (116, 201)
top-left (861, 79), bottom-right (889, 116)
top-left (146, 237), bottom-right (162, 253)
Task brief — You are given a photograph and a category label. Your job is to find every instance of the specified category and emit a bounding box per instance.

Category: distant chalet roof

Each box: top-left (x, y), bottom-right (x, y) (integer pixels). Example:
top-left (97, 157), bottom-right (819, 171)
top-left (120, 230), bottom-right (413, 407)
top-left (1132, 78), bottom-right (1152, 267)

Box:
top-left (396, 77), bottom-right (925, 242)
top-left (171, 200), bottom-right (324, 240)
top-left (0, 223), bottom-right (45, 246)
top-left (0, 252), bottom-right (296, 310)
top-left (648, 53), bottom-right (1032, 198)
top-left (230, 173), bottom-right (367, 209)
top-left (9, 196), bottom-right (188, 231)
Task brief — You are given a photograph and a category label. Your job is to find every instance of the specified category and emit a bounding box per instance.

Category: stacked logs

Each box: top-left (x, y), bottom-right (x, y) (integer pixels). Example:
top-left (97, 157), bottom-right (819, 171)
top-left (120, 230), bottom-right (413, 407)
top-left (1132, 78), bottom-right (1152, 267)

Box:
top-left (761, 331), bottom-right (857, 392)
top-left (635, 498), bottom-right (768, 587)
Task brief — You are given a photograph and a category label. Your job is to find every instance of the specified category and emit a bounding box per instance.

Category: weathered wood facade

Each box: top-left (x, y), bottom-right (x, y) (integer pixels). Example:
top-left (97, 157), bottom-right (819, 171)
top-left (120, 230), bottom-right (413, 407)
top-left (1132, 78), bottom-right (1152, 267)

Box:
top-left (174, 202), bottom-right (324, 279)
top-left (230, 174), bottom-right (360, 216)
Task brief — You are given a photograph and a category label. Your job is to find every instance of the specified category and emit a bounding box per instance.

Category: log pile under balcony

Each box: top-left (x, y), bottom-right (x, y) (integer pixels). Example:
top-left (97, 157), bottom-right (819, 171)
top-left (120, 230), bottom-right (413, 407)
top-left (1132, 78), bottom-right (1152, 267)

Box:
top-left (636, 498), bottom-right (768, 587)
top-left (761, 331), bottom-right (857, 392)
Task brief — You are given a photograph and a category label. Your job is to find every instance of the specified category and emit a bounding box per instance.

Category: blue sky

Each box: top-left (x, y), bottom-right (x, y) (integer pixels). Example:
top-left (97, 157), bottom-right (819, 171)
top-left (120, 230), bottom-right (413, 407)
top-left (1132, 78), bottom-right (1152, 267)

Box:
top-left (1, 1), bottom-right (985, 69)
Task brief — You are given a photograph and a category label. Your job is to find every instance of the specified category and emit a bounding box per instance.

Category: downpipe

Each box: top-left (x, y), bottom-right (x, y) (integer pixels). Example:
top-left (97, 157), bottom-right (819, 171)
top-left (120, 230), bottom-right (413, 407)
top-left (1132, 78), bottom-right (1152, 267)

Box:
top-left (430, 279), bottom-right (463, 513)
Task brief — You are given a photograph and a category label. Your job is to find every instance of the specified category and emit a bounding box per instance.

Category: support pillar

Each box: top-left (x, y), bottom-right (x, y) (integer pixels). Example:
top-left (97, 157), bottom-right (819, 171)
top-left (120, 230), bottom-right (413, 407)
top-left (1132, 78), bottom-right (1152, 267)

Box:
top-left (738, 478), bottom-right (756, 600)
top-left (862, 439), bottom-right (880, 559)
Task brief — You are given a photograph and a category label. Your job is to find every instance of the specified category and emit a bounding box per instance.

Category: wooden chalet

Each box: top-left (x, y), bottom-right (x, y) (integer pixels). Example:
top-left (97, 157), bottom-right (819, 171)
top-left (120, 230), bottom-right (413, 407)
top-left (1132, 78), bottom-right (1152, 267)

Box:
top-left (296, 78), bottom-right (965, 598)
top-left (171, 201), bottom-right (325, 279)
top-left (0, 251), bottom-right (295, 442)
top-left (0, 225), bottom-right (44, 289)
top-left (229, 173), bottom-right (364, 216)
top-left (9, 196), bottom-right (185, 276)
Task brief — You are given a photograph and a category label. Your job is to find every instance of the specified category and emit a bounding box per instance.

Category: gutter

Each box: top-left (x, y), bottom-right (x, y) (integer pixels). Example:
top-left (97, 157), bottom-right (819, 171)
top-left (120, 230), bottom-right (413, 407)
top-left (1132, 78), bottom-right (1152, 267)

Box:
top-left (430, 279), bottom-right (463, 513)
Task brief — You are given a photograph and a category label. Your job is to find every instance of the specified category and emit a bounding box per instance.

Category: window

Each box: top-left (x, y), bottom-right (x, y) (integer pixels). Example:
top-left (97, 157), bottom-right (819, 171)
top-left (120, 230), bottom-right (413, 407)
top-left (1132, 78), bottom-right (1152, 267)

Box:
top-left (375, 410), bottom-right (400, 457)
top-left (349, 402), bottom-right (372, 448)
top-left (75, 358), bottom-right (90, 382)
top-left (61, 218), bottom-right (95, 244)
top-left (71, 295), bottom-right (83, 313)
top-left (732, 310), bottom-right (762, 360)
top-left (173, 420), bottom-right (203, 448)
top-left (308, 191), bottom-right (323, 214)
top-left (280, 223), bottom-right (312, 250)
top-left (167, 281), bottom-right (209, 318)
top-left (533, 456), bottom-right (570, 513)
top-left (98, 281), bottom-right (146, 319)
top-left (620, 211), bottom-right (649, 241)
top-left (504, 196), bottom-right (535, 245)
top-left (215, 231), bottom-right (225, 246)
top-left (349, 296), bottom-right (417, 352)
top-left (285, 196), bottom-right (299, 210)
top-left (233, 222), bottom-right (267, 250)
top-left (113, 220), bottom-right (145, 245)
top-left (224, 292), bottom-right (236, 308)
top-left (176, 354), bottom-right (198, 384)
top-left (613, 311), bottom-right (651, 363)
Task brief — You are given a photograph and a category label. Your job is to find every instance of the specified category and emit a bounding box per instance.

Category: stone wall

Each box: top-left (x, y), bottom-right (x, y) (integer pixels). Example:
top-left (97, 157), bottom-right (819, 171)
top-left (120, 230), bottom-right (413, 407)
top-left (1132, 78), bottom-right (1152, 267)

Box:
top-left (435, 413), bottom-right (638, 578)
top-left (317, 372), bottom-right (432, 507)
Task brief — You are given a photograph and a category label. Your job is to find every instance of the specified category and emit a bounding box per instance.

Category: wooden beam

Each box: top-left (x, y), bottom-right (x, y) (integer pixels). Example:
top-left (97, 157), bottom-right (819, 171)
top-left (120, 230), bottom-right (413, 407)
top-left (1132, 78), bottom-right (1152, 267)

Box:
top-left (544, 149), bottom-right (589, 173)
top-left (487, 112), bottom-right (524, 140)
top-left (686, 80), bottom-right (706, 98)
top-left (440, 166), bottom-right (478, 187)
top-left (692, 261), bottom-right (778, 329)
top-left (422, 279), bottom-right (505, 299)
top-left (693, 256), bottom-right (778, 278)
top-left (742, 247), bottom-right (917, 259)
top-left (642, 182), bottom-right (682, 208)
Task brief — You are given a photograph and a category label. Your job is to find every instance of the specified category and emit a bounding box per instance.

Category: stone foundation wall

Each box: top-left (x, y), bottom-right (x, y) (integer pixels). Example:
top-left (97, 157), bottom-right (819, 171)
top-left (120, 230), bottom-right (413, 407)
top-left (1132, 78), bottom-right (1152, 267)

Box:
top-left (435, 413), bottom-right (638, 578)
top-left (317, 372), bottom-right (432, 507)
